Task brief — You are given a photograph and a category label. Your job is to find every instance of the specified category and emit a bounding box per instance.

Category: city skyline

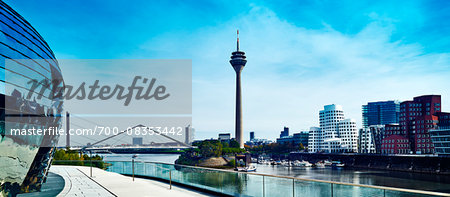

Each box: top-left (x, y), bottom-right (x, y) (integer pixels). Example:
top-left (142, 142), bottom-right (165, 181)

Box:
top-left (7, 0), bottom-right (450, 141)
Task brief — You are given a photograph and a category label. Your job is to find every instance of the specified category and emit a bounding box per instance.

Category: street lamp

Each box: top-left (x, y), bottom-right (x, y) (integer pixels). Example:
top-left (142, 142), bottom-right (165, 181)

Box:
top-left (132, 154), bottom-right (138, 181)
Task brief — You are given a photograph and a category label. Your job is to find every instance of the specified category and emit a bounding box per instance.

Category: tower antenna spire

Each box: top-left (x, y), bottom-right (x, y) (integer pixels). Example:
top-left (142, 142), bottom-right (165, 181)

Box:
top-left (237, 29), bottom-right (239, 51)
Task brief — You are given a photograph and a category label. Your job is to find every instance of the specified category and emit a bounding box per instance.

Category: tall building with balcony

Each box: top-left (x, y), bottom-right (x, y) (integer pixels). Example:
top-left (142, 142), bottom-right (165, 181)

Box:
top-left (399, 95), bottom-right (441, 154)
top-left (362, 101), bottom-right (400, 128)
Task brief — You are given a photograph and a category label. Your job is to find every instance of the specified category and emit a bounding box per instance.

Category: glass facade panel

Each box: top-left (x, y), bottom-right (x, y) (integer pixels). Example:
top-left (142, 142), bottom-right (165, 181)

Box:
top-left (363, 101), bottom-right (400, 128)
top-left (0, 1), bottom-right (63, 196)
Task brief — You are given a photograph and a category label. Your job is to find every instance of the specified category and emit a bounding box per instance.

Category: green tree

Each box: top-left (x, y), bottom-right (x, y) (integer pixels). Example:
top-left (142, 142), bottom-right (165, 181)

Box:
top-left (299, 143), bottom-right (305, 150)
top-left (230, 140), bottom-right (240, 148)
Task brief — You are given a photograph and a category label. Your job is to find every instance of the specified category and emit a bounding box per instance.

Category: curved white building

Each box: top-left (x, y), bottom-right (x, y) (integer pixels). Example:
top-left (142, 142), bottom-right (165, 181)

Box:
top-left (320, 104), bottom-right (345, 139)
top-left (338, 119), bottom-right (358, 152)
top-left (310, 104), bottom-right (358, 153)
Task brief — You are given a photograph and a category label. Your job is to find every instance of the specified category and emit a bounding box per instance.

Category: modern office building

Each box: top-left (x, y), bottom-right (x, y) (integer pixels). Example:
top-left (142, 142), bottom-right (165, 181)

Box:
top-left (218, 133), bottom-right (231, 141)
top-left (132, 137), bottom-right (143, 146)
top-left (429, 127), bottom-right (450, 155)
top-left (309, 104), bottom-right (358, 153)
top-left (250, 131), bottom-right (255, 141)
top-left (246, 131), bottom-right (274, 146)
top-left (229, 30), bottom-right (247, 148)
top-left (0, 1), bottom-right (64, 195)
top-left (362, 101), bottom-right (400, 128)
top-left (436, 112), bottom-right (450, 127)
top-left (276, 131), bottom-right (309, 147)
top-left (429, 112), bottom-right (450, 155)
top-left (280, 127), bottom-right (289, 138)
top-left (185, 125), bottom-right (194, 145)
top-left (296, 132), bottom-right (309, 147)
top-left (245, 138), bottom-right (273, 146)
top-left (399, 95), bottom-right (441, 154)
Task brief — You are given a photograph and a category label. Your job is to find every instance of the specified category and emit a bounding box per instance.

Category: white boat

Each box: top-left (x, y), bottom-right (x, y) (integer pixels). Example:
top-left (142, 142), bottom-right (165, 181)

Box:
top-left (282, 161), bottom-right (294, 167)
top-left (281, 160), bottom-right (292, 166)
top-left (258, 159), bottom-right (270, 165)
top-left (293, 160), bottom-right (312, 167)
top-left (236, 165), bottom-right (257, 172)
top-left (336, 163), bottom-right (345, 167)
top-left (331, 161), bottom-right (345, 167)
top-left (244, 165), bottom-right (257, 172)
top-left (323, 160), bottom-right (332, 166)
top-left (315, 162), bottom-right (325, 167)
top-left (301, 160), bottom-right (313, 167)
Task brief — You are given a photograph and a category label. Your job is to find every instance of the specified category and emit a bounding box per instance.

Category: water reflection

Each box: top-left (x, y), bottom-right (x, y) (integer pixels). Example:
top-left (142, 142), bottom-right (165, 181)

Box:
top-left (253, 164), bottom-right (450, 193)
top-left (102, 154), bottom-right (450, 194)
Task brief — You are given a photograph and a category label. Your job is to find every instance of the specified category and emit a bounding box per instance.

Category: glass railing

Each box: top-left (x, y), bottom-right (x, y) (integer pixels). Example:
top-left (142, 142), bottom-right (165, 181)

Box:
top-left (105, 161), bottom-right (450, 197)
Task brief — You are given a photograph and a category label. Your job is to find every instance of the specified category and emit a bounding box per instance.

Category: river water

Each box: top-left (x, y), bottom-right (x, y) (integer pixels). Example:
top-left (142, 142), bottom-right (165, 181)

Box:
top-left (99, 154), bottom-right (450, 193)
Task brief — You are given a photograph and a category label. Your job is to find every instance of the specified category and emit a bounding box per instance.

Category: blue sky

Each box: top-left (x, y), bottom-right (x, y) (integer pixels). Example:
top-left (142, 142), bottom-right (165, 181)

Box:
top-left (7, 0), bottom-right (450, 140)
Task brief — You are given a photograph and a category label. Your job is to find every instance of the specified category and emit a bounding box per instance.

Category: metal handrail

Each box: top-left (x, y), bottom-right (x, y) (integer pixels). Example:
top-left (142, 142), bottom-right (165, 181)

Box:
top-left (107, 160), bottom-right (450, 197)
top-left (53, 160), bottom-right (104, 162)
top-left (52, 160), bottom-right (450, 196)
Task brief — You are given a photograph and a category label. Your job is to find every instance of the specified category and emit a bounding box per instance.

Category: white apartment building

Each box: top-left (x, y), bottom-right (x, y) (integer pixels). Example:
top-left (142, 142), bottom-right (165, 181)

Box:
top-left (338, 119), bottom-right (358, 152)
top-left (308, 127), bottom-right (322, 152)
top-left (309, 104), bottom-right (359, 153)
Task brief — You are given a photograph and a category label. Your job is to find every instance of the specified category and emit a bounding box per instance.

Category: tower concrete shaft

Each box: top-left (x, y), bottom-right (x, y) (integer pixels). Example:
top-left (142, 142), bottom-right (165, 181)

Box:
top-left (235, 68), bottom-right (243, 148)
top-left (230, 30), bottom-right (246, 148)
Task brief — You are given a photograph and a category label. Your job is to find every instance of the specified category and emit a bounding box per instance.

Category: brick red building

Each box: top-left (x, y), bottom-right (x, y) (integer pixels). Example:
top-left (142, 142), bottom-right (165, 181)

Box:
top-left (399, 95), bottom-right (441, 154)
top-left (384, 124), bottom-right (402, 137)
top-left (381, 135), bottom-right (410, 154)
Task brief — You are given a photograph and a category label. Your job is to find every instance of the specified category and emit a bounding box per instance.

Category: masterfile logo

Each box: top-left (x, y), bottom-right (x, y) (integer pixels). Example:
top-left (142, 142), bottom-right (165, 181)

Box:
top-left (4, 59), bottom-right (192, 147)
top-left (26, 76), bottom-right (170, 106)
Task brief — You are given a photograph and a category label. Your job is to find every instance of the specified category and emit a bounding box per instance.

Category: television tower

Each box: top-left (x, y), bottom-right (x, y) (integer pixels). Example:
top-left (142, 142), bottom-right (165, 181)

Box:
top-left (229, 30), bottom-right (247, 148)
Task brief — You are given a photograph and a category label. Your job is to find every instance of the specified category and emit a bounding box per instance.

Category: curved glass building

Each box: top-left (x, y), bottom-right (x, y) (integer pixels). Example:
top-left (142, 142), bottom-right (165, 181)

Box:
top-left (0, 1), bottom-right (64, 196)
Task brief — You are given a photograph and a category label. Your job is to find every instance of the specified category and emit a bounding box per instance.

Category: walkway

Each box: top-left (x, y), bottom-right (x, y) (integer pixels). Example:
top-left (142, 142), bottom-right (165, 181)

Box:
top-left (50, 165), bottom-right (212, 197)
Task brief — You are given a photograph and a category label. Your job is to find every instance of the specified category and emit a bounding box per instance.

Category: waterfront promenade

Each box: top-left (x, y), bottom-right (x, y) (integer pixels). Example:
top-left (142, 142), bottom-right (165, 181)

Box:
top-left (50, 166), bottom-right (211, 197)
